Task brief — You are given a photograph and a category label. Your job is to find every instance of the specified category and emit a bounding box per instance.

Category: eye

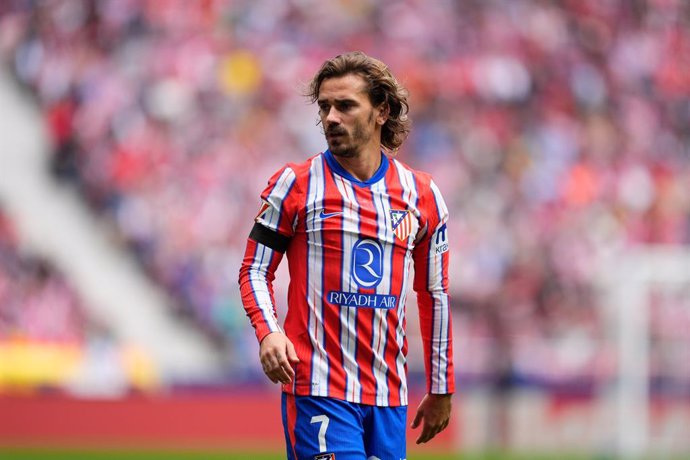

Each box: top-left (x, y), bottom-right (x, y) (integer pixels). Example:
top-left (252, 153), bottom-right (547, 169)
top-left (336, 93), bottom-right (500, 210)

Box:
top-left (318, 102), bottom-right (330, 113)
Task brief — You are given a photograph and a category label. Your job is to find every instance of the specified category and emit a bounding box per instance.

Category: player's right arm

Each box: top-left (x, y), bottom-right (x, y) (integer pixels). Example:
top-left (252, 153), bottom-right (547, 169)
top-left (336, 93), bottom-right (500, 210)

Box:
top-left (238, 165), bottom-right (302, 381)
top-left (238, 230), bottom-right (287, 342)
top-left (239, 227), bottom-right (297, 384)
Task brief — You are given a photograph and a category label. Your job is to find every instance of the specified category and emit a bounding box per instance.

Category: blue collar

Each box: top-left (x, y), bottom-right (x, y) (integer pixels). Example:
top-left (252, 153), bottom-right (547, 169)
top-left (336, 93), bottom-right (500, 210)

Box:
top-left (324, 149), bottom-right (389, 187)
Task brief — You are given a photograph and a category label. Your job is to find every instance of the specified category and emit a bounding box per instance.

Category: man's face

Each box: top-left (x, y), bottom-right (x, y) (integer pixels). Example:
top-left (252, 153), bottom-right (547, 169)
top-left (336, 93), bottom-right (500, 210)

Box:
top-left (317, 74), bottom-right (385, 158)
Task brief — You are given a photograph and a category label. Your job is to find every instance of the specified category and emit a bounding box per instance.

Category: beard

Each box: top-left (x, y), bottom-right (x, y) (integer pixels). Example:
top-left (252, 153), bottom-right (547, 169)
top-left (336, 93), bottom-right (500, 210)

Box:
top-left (326, 126), bottom-right (354, 157)
top-left (328, 138), bottom-right (358, 158)
top-left (325, 112), bottom-right (374, 158)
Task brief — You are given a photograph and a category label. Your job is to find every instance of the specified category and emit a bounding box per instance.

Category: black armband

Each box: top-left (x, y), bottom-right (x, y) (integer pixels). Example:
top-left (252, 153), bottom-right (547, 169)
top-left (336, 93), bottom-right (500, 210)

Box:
top-left (249, 223), bottom-right (290, 253)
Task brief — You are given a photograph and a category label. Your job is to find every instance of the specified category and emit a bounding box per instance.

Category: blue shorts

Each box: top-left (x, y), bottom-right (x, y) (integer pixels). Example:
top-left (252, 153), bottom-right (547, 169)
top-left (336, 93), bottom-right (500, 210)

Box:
top-left (281, 393), bottom-right (407, 460)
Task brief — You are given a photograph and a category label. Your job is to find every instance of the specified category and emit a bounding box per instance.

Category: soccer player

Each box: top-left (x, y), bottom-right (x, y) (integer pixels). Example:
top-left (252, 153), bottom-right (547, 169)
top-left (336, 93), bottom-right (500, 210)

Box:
top-left (238, 51), bottom-right (454, 459)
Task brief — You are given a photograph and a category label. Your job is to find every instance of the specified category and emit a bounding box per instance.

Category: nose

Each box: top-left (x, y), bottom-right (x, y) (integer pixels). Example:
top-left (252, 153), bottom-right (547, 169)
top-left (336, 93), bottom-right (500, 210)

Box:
top-left (325, 106), bottom-right (341, 125)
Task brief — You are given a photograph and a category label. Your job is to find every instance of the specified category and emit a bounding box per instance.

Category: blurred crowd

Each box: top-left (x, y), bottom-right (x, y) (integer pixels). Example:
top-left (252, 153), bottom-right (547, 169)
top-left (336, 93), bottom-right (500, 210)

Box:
top-left (1, 0), bottom-right (689, 392)
top-left (0, 204), bottom-right (157, 394)
top-left (0, 203), bottom-right (86, 343)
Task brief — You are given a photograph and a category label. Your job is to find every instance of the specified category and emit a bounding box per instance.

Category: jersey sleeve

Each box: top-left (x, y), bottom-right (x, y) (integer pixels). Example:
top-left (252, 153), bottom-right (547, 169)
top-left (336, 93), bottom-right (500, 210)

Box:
top-left (412, 177), bottom-right (455, 395)
top-left (238, 165), bottom-right (301, 343)
top-left (255, 165), bottom-right (300, 237)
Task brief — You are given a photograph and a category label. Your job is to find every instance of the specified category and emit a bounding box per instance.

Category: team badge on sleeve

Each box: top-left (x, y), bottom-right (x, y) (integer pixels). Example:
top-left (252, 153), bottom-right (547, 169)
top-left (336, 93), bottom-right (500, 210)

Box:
top-left (255, 200), bottom-right (270, 221)
top-left (390, 209), bottom-right (413, 241)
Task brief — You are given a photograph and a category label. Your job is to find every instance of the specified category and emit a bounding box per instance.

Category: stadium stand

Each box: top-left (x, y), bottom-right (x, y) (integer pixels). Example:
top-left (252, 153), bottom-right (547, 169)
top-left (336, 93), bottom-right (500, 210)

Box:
top-left (0, 203), bottom-right (157, 394)
top-left (0, 203), bottom-right (85, 344)
top-left (0, 0), bottom-right (688, 394)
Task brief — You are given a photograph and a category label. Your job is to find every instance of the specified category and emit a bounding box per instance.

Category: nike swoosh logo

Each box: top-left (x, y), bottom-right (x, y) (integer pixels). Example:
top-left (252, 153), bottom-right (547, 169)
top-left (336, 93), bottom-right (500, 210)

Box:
top-left (319, 210), bottom-right (343, 219)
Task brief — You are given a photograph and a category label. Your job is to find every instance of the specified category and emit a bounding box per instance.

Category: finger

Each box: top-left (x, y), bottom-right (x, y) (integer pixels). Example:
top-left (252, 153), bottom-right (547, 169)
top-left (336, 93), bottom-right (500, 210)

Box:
top-left (425, 426), bottom-right (442, 443)
top-left (265, 348), bottom-right (287, 371)
top-left (262, 345), bottom-right (281, 365)
top-left (286, 341), bottom-right (300, 364)
top-left (415, 426), bottom-right (432, 444)
top-left (430, 418), bottom-right (450, 441)
top-left (267, 351), bottom-right (292, 381)
top-left (263, 368), bottom-right (279, 384)
top-left (262, 356), bottom-right (279, 375)
top-left (274, 364), bottom-right (294, 384)
top-left (440, 419), bottom-right (449, 433)
top-left (277, 354), bottom-right (295, 379)
top-left (261, 352), bottom-right (284, 376)
top-left (275, 353), bottom-right (296, 382)
top-left (282, 365), bottom-right (295, 383)
top-left (416, 420), bottom-right (441, 444)
top-left (410, 409), bottom-right (423, 429)
top-left (261, 362), bottom-right (279, 384)
top-left (263, 360), bottom-right (289, 384)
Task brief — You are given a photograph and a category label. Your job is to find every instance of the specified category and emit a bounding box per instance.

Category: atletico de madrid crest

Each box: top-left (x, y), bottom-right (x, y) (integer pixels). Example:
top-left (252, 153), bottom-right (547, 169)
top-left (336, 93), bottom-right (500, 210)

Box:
top-left (255, 200), bottom-right (270, 221)
top-left (390, 209), bottom-right (413, 241)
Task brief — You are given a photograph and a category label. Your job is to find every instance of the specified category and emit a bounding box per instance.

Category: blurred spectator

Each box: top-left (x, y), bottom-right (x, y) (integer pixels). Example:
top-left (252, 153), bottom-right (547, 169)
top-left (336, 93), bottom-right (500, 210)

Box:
top-left (1, 0), bottom-right (689, 390)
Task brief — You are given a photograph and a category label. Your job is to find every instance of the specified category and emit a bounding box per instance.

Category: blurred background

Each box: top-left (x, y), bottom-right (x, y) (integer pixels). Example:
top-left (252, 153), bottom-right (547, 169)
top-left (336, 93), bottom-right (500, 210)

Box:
top-left (0, 0), bottom-right (689, 458)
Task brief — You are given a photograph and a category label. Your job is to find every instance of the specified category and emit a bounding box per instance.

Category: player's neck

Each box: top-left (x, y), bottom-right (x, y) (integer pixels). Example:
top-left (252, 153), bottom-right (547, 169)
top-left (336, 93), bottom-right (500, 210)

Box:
top-left (332, 146), bottom-right (382, 182)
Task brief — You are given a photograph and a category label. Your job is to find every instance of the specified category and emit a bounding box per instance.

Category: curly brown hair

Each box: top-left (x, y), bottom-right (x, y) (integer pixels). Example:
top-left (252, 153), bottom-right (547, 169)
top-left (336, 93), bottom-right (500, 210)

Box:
top-left (306, 51), bottom-right (411, 153)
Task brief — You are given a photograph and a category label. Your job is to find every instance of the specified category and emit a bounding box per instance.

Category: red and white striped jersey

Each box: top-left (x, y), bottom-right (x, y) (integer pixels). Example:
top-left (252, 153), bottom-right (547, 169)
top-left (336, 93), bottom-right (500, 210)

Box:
top-left (238, 150), bottom-right (454, 407)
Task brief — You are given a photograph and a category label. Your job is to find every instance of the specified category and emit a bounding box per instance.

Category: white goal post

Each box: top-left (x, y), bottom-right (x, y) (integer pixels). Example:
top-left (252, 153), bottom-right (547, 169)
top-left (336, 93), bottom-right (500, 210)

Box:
top-left (598, 245), bottom-right (690, 459)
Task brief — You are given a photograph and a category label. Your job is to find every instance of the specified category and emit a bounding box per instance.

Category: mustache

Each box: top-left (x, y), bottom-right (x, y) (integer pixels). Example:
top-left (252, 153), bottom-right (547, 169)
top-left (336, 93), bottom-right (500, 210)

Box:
top-left (326, 127), bottom-right (347, 136)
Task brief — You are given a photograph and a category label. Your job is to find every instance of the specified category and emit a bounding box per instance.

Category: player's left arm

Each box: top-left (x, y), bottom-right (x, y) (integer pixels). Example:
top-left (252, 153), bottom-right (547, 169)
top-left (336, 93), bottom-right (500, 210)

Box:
top-left (411, 177), bottom-right (455, 444)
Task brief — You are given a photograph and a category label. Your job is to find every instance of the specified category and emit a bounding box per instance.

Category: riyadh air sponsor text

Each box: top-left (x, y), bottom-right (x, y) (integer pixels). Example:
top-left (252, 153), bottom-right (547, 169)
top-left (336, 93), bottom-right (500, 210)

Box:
top-left (328, 291), bottom-right (397, 309)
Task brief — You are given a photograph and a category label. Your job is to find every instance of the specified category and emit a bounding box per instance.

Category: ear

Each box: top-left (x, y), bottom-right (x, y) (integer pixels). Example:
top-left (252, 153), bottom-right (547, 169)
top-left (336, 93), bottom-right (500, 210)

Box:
top-left (375, 104), bottom-right (389, 126)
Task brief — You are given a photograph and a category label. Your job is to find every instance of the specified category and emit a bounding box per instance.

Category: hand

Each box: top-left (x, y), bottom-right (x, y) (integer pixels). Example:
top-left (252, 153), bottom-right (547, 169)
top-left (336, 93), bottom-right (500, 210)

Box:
top-left (259, 332), bottom-right (300, 385)
top-left (410, 393), bottom-right (452, 444)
